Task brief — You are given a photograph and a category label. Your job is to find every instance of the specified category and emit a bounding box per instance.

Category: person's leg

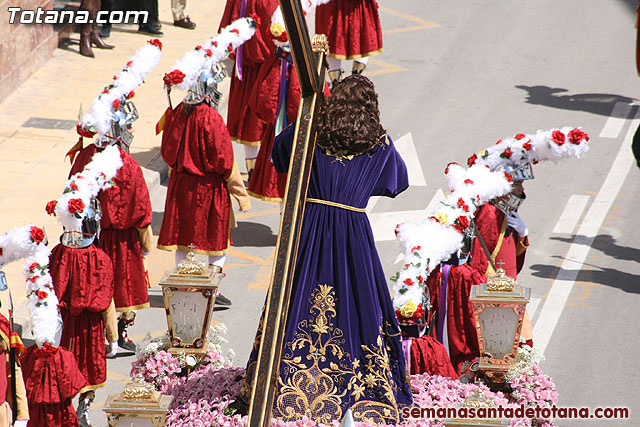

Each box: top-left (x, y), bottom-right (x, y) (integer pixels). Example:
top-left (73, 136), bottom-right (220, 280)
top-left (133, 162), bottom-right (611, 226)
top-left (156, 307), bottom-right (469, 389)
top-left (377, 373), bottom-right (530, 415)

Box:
top-left (327, 57), bottom-right (343, 86)
top-left (352, 56), bottom-right (368, 74)
top-left (76, 391), bottom-right (95, 427)
top-left (99, 0), bottom-right (112, 38)
top-left (244, 145), bottom-right (260, 182)
top-left (632, 120), bottom-right (640, 169)
top-left (172, 0), bottom-right (196, 28)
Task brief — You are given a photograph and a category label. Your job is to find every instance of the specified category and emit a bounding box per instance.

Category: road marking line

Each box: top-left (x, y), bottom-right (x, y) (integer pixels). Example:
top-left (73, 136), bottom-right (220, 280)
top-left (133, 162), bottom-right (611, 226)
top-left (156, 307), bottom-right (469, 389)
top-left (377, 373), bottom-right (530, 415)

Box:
top-left (394, 133), bottom-right (427, 187)
top-left (599, 102), bottom-right (633, 138)
top-left (527, 297), bottom-right (541, 320)
top-left (248, 248), bottom-right (275, 291)
top-left (379, 6), bottom-right (440, 34)
top-left (552, 194), bottom-right (590, 234)
top-left (371, 188), bottom-right (444, 242)
top-left (366, 58), bottom-right (407, 77)
top-left (227, 248), bottom-right (267, 263)
top-left (533, 110), bottom-right (640, 354)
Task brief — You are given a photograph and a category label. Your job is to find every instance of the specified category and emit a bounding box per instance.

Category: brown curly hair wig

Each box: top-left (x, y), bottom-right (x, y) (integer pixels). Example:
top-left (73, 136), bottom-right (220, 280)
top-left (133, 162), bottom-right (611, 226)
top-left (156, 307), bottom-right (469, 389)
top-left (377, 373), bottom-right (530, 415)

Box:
top-left (316, 74), bottom-right (386, 156)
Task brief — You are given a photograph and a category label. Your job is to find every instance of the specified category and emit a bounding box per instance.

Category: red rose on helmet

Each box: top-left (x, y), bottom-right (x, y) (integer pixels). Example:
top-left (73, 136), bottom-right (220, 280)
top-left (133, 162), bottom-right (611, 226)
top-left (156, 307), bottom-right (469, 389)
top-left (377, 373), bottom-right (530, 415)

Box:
top-left (495, 139), bottom-right (502, 145)
top-left (552, 130), bottom-right (565, 145)
top-left (45, 200), bottom-right (57, 216)
top-left (68, 198), bottom-right (85, 214)
top-left (568, 128), bottom-right (588, 145)
top-left (467, 153), bottom-right (478, 167)
top-left (36, 290), bottom-right (48, 300)
top-left (504, 172), bottom-right (513, 182)
top-left (464, 179), bottom-right (474, 184)
top-left (29, 263), bottom-right (39, 271)
top-left (457, 215), bottom-right (470, 229)
top-left (503, 148), bottom-right (512, 158)
top-left (231, 28), bottom-right (239, 35)
top-left (411, 304), bottom-right (425, 320)
top-left (163, 70), bottom-right (186, 87)
top-left (523, 141), bottom-right (532, 151)
top-left (30, 226), bottom-right (45, 243)
top-left (205, 49), bottom-right (213, 57)
top-left (148, 39), bottom-right (163, 50)
top-left (515, 133), bottom-right (525, 140)
top-left (444, 162), bottom-right (459, 175)
top-left (112, 100), bottom-right (120, 110)
top-left (128, 90), bottom-right (135, 99)
top-left (126, 60), bottom-right (133, 67)
top-left (403, 278), bottom-right (414, 286)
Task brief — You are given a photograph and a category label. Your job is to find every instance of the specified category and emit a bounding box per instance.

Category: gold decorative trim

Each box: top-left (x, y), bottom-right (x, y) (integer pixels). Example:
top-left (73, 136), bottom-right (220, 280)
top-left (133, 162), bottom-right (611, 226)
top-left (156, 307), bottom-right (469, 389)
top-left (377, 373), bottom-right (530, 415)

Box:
top-left (231, 137), bottom-right (261, 146)
top-left (115, 302), bottom-right (150, 313)
top-left (306, 198), bottom-right (365, 212)
top-left (312, 34), bottom-right (329, 54)
top-left (156, 244), bottom-right (229, 256)
top-left (329, 48), bottom-right (383, 61)
top-left (80, 380), bottom-right (107, 394)
top-left (247, 190), bottom-right (284, 203)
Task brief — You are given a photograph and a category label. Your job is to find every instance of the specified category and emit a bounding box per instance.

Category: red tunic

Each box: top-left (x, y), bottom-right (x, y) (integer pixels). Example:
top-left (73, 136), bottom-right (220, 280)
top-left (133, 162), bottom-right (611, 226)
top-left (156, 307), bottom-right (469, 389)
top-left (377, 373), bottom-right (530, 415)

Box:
top-left (409, 335), bottom-right (457, 378)
top-left (21, 344), bottom-right (86, 427)
top-left (158, 103), bottom-right (236, 254)
top-left (247, 54), bottom-right (301, 201)
top-left (70, 145), bottom-right (152, 312)
top-left (49, 244), bottom-right (114, 392)
top-left (219, 0), bottom-right (279, 145)
top-left (315, 0), bottom-right (383, 59)
top-left (469, 203), bottom-right (526, 281)
top-left (426, 264), bottom-right (485, 373)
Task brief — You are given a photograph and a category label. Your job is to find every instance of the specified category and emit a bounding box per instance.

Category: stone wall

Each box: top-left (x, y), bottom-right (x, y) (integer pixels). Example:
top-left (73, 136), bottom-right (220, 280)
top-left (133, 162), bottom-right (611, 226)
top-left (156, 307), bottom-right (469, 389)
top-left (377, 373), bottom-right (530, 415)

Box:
top-left (0, 0), bottom-right (58, 100)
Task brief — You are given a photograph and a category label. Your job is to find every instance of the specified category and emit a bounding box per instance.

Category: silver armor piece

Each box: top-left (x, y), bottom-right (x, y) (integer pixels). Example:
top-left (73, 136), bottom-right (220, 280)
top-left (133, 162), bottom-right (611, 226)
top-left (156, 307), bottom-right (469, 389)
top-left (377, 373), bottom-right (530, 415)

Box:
top-left (493, 191), bottom-right (526, 216)
top-left (184, 63), bottom-right (227, 110)
top-left (95, 100), bottom-right (139, 152)
top-left (61, 198), bottom-right (102, 248)
top-left (504, 162), bottom-right (534, 181)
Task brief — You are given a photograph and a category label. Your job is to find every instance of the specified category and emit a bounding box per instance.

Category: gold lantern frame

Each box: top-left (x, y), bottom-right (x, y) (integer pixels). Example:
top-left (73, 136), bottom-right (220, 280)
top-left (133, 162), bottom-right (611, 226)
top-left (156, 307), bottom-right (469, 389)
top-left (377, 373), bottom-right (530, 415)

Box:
top-left (158, 248), bottom-right (223, 357)
top-left (469, 267), bottom-right (530, 382)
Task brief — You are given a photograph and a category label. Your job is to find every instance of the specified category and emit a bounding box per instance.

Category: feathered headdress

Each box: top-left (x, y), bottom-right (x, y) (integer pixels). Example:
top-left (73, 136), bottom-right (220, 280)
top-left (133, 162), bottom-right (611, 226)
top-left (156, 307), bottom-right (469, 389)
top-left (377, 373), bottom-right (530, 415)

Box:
top-left (269, 0), bottom-right (333, 47)
top-left (0, 225), bottom-right (60, 346)
top-left (162, 17), bottom-right (257, 92)
top-left (78, 39), bottom-right (163, 137)
top-left (46, 144), bottom-right (123, 232)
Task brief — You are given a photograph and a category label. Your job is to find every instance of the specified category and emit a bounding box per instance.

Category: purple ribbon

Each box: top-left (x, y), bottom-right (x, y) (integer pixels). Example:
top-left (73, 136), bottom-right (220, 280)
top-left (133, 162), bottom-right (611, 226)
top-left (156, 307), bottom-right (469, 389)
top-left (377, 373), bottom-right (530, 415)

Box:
top-left (402, 338), bottom-right (412, 375)
top-left (436, 264), bottom-right (451, 345)
top-left (235, 0), bottom-right (247, 80)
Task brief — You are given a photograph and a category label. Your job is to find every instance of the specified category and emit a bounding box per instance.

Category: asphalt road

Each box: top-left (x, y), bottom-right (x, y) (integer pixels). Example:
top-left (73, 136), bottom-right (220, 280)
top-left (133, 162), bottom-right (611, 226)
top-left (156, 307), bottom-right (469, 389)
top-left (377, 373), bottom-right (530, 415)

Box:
top-left (91, 1), bottom-right (640, 425)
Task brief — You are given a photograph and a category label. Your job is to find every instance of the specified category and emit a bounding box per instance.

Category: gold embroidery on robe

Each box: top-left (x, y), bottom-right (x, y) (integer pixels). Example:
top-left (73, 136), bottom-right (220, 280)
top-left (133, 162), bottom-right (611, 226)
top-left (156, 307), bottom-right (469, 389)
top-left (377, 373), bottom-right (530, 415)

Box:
top-left (274, 284), bottom-right (400, 425)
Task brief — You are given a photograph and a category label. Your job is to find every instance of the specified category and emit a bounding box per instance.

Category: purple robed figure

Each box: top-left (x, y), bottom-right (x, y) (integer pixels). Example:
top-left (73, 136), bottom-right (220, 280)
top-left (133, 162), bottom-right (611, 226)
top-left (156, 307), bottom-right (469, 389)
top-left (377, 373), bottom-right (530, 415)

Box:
top-left (238, 75), bottom-right (413, 425)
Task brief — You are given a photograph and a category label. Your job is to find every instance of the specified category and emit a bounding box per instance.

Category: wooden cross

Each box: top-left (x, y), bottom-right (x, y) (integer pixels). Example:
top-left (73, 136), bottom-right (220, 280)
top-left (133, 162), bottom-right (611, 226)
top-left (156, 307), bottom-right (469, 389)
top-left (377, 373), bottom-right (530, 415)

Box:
top-left (246, 2), bottom-right (329, 426)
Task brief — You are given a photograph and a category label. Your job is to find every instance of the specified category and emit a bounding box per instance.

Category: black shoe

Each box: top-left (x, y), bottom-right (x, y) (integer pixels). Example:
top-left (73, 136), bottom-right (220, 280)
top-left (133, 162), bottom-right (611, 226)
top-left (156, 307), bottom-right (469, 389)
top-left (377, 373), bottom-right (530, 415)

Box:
top-left (117, 317), bottom-right (138, 352)
top-left (216, 293), bottom-right (232, 306)
top-left (118, 338), bottom-right (137, 352)
top-left (100, 24), bottom-right (111, 38)
top-left (138, 24), bottom-right (163, 36)
top-left (174, 17), bottom-right (196, 29)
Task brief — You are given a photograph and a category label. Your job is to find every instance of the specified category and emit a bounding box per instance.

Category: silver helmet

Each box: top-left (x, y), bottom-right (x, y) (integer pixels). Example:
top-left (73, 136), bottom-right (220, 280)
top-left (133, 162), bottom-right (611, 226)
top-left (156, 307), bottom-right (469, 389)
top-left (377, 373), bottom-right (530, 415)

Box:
top-left (95, 100), bottom-right (139, 153)
top-left (503, 162), bottom-right (534, 181)
top-left (493, 190), bottom-right (526, 216)
top-left (61, 198), bottom-right (102, 248)
top-left (183, 63), bottom-right (226, 109)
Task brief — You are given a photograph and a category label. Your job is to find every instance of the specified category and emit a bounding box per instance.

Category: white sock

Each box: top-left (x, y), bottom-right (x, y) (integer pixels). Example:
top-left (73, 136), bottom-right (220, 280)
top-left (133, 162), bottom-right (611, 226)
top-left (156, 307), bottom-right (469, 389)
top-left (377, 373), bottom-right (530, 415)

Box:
top-left (244, 145), bottom-right (260, 160)
top-left (354, 57), bottom-right (369, 65)
top-left (327, 57), bottom-right (342, 71)
top-left (208, 254), bottom-right (227, 268)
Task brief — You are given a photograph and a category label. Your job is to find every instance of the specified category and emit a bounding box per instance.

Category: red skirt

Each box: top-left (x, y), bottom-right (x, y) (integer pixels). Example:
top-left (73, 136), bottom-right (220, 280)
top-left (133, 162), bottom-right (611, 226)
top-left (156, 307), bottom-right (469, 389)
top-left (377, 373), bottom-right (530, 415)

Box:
top-left (227, 64), bottom-right (264, 146)
top-left (100, 228), bottom-right (149, 312)
top-left (315, 0), bottom-right (383, 59)
top-left (60, 308), bottom-right (106, 392)
top-left (409, 335), bottom-right (457, 378)
top-left (247, 123), bottom-right (288, 202)
top-left (158, 171), bottom-right (231, 255)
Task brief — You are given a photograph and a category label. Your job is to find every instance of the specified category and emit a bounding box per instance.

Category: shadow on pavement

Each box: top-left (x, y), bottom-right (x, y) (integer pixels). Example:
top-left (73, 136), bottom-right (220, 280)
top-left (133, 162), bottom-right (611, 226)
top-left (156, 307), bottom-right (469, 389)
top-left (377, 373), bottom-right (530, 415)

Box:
top-left (231, 221), bottom-right (278, 247)
top-left (515, 85), bottom-right (635, 117)
top-left (528, 262), bottom-right (640, 294)
top-left (551, 234), bottom-right (640, 264)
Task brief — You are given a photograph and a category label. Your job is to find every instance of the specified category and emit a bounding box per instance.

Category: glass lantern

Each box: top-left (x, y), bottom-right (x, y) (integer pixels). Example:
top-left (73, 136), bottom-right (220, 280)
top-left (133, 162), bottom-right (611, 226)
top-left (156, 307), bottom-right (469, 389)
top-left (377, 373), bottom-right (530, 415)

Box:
top-left (158, 248), bottom-right (223, 356)
top-left (469, 266), bottom-right (530, 381)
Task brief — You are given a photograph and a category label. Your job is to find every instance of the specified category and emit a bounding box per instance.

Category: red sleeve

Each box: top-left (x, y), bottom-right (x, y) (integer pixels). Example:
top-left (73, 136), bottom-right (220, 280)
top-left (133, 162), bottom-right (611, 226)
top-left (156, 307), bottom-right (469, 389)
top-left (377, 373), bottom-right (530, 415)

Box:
top-left (99, 150), bottom-right (153, 229)
top-left (202, 107), bottom-right (235, 180)
top-left (161, 104), bottom-right (186, 168)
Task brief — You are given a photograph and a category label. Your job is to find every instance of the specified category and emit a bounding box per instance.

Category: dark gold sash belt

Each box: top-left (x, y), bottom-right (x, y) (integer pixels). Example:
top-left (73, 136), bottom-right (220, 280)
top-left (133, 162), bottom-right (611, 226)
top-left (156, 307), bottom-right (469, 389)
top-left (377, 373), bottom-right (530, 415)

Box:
top-left (306, 198), bottom-right (366, 213)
